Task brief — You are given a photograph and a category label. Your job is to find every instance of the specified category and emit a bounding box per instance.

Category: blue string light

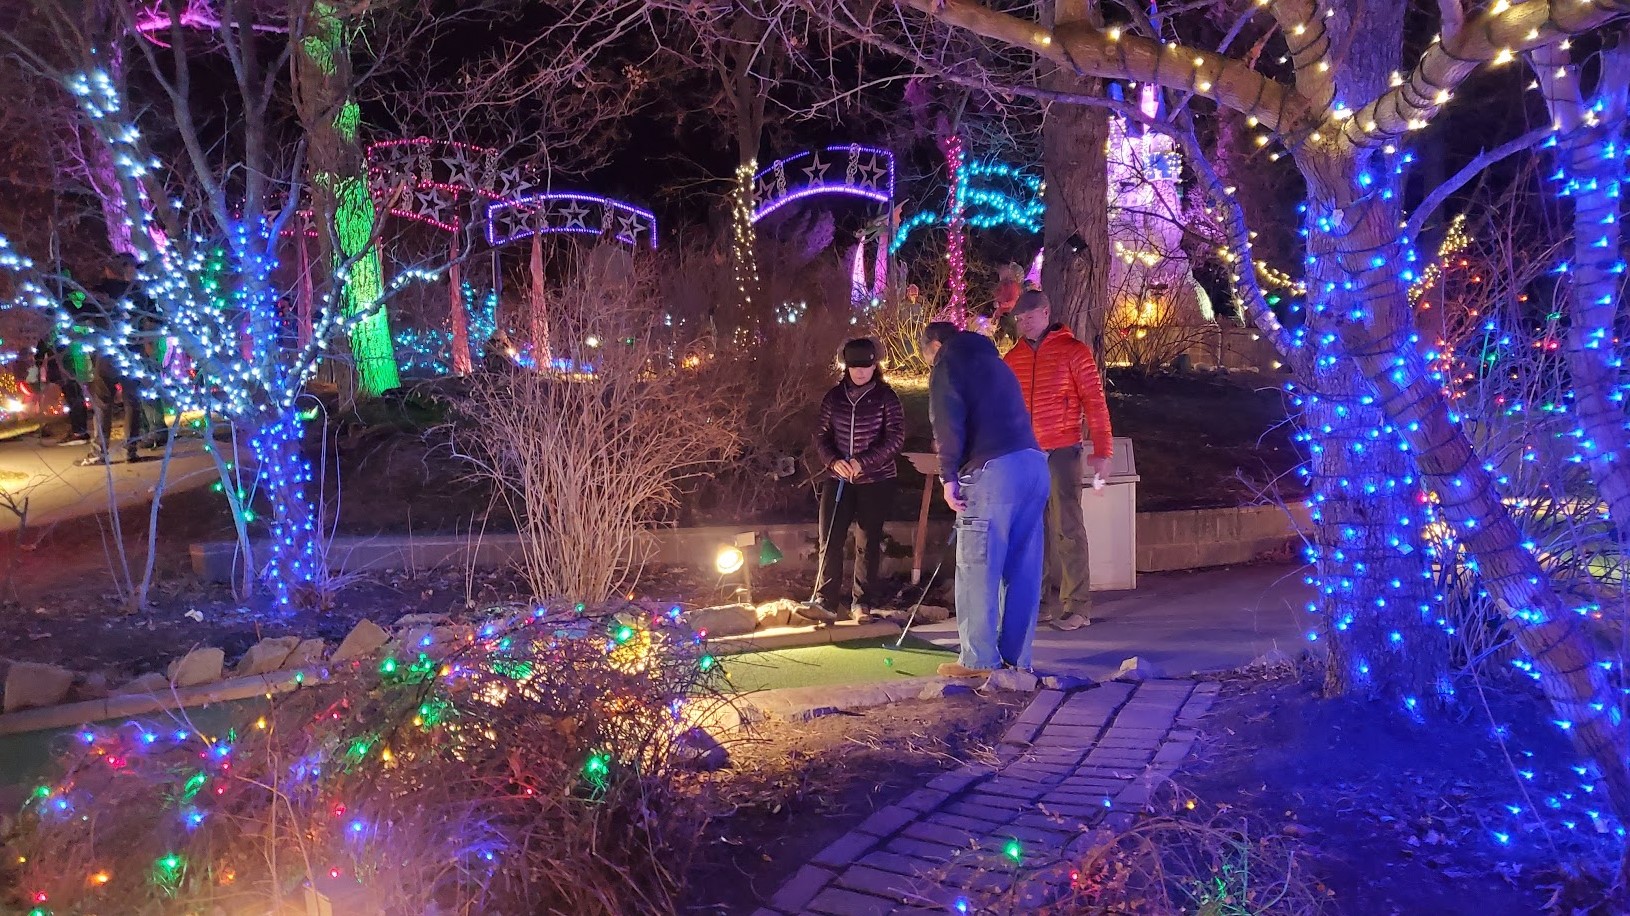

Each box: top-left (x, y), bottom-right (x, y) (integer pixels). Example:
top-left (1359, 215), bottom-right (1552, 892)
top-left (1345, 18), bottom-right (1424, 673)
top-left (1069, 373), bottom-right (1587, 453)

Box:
top-left (396, 283), bottom-right (498, 376)
top-left (890, 158), bottom-right (1044, 254)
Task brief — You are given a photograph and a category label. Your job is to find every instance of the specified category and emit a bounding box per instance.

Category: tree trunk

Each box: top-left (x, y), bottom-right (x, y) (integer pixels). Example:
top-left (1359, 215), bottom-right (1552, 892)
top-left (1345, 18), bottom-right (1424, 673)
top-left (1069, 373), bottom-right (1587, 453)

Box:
top-left (939, 132), bottom-right (970, 324)
top-left (248, 407), bottom-right (319, 611)
top-left (528, 233), bottom-right (550, 365)
top-left (1302, 196), bottom-right (1450, 701)
top-left (292, 0), bottom-right (400, 396)
top-left (1534, 45), bottom-right (1630, 545)
top-left (1042, 0), bottom-right (1111, 350)
top-left (1312, 181), bottom-right (1630, 821)
top-left (728, 14), bottom-right (766, 317)
top-left (449, 231), bottom-right (472, 375)
top-left (296, 224), bottom-right (315, 349)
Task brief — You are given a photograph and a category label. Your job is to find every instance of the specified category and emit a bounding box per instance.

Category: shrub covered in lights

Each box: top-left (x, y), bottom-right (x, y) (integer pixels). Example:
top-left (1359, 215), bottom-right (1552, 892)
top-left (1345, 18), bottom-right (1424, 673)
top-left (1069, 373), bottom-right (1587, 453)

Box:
top-left (7, 602), bottom-right (724, 915)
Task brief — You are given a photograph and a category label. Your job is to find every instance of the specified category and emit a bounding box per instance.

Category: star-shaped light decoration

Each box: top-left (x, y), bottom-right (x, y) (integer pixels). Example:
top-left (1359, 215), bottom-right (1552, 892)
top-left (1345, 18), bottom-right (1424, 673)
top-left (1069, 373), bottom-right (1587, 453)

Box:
top-left (858, 154), bottom-right (889, 190)
top-left (557, 201), bottom-right (592, 230)
top-left (412, 185), bottom-right (454, 225)
top-left (491, 167), bottom-right (523, 200)
top-left (802, 155), bottom-right (830, 184)
top-left (442, 152), bottom-right (476, 193)
top-left (617, 209), bottom-right (646, 245)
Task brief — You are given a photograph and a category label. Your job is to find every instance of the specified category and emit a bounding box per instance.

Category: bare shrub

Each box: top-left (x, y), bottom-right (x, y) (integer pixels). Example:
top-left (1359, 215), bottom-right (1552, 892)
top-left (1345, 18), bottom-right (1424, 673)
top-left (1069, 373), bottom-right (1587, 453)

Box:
top-left (869, 279), bottom-right (937, 374)
top-left (7, 604), bottom-right (719, 915)
top-left (455, 255), bottom-right (741, 602)
top-left (1058, 812), bottom-right (1326, 915)
top-left (1414, 186), bottom-right (1623, 677)
top-left (1101, 294), bottom-right (1217, 374)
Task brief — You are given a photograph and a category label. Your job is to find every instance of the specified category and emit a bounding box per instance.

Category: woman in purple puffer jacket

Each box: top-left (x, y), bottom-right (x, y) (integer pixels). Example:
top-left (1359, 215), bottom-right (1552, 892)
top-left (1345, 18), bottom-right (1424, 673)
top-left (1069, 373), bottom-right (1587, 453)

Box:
top-left (806, 338), bottom-right (906, 622)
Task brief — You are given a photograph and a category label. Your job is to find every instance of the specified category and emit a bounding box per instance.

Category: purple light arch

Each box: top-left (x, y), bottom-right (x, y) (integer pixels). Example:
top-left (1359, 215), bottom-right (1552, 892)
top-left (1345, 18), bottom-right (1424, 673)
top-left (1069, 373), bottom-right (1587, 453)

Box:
top-left (752, 145), bottom-right (895, 223)
top-left (484, 193), bottom-right (658, 249)
top-left (131, 1), bottom-right (285, 44)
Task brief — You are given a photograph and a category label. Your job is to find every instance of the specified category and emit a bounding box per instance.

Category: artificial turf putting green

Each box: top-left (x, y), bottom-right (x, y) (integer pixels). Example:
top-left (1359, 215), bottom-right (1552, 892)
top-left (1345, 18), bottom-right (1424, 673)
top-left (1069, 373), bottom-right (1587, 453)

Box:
top-left (717, 635), bottom-right (955, 694)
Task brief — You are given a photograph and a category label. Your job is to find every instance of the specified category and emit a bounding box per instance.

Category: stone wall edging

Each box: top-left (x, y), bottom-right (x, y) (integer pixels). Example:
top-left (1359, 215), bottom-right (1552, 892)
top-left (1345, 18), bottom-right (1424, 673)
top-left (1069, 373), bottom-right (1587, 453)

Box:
top-left (190, 502), bottom-right (1311, 583)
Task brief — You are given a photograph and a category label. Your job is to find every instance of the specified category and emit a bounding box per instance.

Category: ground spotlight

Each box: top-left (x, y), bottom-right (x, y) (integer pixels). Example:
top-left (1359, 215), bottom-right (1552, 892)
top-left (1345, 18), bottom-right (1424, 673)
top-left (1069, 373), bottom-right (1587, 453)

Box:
top-left (715, 545), bottom-right (745, 576)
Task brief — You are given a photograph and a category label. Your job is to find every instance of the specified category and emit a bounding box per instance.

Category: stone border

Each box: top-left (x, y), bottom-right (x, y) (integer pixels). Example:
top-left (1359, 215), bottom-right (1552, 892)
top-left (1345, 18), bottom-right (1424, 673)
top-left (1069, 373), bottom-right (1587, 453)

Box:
top-left (0, 612), bottom-right (924, 738)
top-left (190, 504), bottom-right (1311, 584)
top-left (711, 620), bottom-right (903, 656)
top-left (0, 667), bottom-right (325, 736)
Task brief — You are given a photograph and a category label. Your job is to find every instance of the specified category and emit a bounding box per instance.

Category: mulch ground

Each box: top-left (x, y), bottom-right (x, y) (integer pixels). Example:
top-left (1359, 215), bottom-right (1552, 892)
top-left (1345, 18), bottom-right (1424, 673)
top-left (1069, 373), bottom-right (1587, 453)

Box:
top-left (1181, 663), bottom-right (1621, 915)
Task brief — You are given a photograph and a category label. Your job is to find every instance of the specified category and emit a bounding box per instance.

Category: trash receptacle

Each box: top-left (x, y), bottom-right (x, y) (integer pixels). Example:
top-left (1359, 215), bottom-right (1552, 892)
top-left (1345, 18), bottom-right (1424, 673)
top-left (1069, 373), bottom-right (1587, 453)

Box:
top-left (1082, 436), bottom-right (1139, 591)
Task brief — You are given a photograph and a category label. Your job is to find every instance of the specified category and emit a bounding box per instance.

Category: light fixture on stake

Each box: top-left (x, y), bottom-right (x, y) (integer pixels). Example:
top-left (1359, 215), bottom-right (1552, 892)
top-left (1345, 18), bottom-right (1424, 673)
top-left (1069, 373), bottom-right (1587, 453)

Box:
top-left (713, 531), bottom-right (782, 604)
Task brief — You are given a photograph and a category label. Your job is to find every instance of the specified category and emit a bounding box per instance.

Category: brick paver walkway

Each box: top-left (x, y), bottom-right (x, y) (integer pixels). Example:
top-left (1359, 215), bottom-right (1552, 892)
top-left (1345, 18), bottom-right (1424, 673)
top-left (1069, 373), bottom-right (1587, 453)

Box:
top-left (753, 679), bottom-right (1219, 916)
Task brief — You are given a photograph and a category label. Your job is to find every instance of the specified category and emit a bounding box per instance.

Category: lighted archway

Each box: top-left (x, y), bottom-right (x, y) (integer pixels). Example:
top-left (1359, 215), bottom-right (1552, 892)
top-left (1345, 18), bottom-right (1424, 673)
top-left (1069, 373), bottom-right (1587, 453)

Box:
top-left (366, 138), bottom-right (527, 374)
top-left (484, 193), bottom-right (659, 249)
top-left (751, 145), bottom-right (895, 223)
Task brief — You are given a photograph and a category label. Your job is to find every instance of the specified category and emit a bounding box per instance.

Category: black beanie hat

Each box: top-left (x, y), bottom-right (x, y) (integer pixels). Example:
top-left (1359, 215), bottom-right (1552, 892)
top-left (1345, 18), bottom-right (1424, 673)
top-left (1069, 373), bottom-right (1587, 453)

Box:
top-left (842, 338), bottom-right (879, 368)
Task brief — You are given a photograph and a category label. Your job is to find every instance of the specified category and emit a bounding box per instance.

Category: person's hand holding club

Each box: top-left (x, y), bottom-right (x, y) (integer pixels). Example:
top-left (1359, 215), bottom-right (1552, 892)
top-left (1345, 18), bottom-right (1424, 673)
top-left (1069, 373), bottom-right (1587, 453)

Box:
top-left (942, 478), bottom-right (967, 513)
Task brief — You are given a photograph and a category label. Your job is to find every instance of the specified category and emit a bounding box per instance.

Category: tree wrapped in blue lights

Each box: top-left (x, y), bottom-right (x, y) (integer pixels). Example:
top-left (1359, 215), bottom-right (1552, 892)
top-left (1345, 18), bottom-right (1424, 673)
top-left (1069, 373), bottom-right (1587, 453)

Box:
top-left (862, 0), bottom-right (1630, 833)
top-left (0, 68), bottom-right (427, 610)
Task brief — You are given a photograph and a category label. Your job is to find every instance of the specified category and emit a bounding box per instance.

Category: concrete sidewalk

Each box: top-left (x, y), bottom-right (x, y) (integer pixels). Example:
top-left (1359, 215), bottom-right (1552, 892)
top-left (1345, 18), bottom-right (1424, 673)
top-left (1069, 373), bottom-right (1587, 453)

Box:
top-left (913, 563), bottom-right (1311, 681)
top-left (0, 430), bottom-right (218, 532)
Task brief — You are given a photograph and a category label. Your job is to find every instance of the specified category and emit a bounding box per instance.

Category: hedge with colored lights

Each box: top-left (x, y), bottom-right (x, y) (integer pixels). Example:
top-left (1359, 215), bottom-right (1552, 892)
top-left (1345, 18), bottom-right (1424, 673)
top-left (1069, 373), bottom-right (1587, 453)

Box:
top-left (7, 602), bottom-right (723, 915)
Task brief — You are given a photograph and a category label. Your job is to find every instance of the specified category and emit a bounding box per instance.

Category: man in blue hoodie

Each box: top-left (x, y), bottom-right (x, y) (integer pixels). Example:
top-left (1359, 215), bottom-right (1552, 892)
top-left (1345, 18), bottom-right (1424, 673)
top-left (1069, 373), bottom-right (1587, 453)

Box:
top-left (921, 322), bottom-right (1050, 678)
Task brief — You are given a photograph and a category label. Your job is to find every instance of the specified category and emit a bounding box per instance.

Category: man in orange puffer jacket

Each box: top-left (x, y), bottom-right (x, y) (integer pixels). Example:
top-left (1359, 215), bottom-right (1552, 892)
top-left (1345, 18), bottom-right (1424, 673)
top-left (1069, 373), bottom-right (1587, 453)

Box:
top-left (1003, 290), bottom-right (1114, 631)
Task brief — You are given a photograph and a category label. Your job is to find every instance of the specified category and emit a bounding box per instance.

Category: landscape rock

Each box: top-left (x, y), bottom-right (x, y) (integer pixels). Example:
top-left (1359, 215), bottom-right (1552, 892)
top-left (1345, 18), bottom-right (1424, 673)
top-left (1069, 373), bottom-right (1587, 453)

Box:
top-left (429, 624), bottom-right (474, 650)
top-left (167, 647), bottom-right (225, 688)
top-left (982, 668), bottom-right (1041, 693)
top-left (282, 639), bottom-right (327, 670)
top-left (1039, 673), bottom-right (1094, 692)
top-left (674, 727), bottom-right (730, 771)
top-left (394, 613), bottom-right (450, 629)
top-left (114, 671), bottom-right (172, 696)
top-left (909, 604), bottom-right (953, 624)
top-left (687, 603), bottom-right (758, 638)
top-left (69, 672), bottom-right (110, 702)
top-left (754, 599), bottom-right (800, 629)
top-left (235, 636), bottom-right (303, 677)
top-left (1115, 656), bottom-right (1165, 682)
top-left (1249, 647), bottom-right (1294, 670)
top-left (4, 662), bottom-right (75, 712)
top-left (919, 680), bottom-right (976, 700)
top-left (332, 620), bottom-right (390, 664)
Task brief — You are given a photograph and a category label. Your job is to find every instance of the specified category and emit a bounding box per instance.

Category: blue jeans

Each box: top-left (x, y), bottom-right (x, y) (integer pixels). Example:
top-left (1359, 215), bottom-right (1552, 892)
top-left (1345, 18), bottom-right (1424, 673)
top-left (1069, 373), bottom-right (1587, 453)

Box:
top-left (954, 449), bottom-right (1049, 669)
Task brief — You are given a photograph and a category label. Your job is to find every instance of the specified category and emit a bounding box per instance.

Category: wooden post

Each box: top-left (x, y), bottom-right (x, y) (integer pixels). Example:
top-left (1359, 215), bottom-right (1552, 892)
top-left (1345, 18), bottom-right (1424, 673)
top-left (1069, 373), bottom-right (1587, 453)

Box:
top-left (904, 452), bottom-right (939, 585)
top-left (913, 475), bottom-right (933, 585)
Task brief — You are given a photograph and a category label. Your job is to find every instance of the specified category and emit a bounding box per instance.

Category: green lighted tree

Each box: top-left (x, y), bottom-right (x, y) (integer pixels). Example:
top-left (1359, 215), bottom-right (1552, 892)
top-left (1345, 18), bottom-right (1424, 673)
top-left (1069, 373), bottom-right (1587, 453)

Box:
top-left (293, 0), bottom-right (400, 396)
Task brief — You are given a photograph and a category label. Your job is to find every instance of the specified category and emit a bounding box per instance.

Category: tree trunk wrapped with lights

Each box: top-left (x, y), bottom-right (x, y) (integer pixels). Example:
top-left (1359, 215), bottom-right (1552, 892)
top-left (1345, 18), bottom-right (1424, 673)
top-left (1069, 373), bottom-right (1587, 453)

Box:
top-left (293, 0), bottom-right (401, 396)
top-left (1532, 44), bottom-right (1630, 546)
top-left (870, 0), bottom-right (1630, 823)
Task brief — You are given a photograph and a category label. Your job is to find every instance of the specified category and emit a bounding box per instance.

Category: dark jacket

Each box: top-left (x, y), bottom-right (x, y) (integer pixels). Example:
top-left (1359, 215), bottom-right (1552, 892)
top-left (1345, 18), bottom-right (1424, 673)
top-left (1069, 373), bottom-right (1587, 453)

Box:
top-left (929, 331), bottom-right (1039, 480)
top-left (814, 378), bottom-right (905, 484)
top-left (33, 340), bottom-right (67, 386)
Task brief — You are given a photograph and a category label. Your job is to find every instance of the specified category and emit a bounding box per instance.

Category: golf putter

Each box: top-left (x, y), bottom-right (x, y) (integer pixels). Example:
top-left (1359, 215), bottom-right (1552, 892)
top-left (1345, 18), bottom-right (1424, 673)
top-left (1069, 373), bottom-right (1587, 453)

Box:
top-left (796, 478), bottom-right (846, 624)
top-left (895, 526), bottom-right (957, 647)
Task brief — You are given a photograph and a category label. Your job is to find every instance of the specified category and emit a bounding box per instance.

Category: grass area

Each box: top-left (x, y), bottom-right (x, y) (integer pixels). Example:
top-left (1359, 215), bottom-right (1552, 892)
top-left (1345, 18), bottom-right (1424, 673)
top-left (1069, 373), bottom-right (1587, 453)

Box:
top-left (0, 699), bottom-right (267, 792)
top-left (718, 635), bottom-right (954, 694)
